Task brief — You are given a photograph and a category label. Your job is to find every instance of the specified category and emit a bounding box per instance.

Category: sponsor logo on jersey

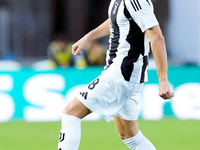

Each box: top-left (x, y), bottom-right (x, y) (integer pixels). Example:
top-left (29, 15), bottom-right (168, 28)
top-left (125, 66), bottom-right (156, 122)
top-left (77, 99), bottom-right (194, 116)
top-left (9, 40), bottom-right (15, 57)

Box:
top-left (113, 2), bottom-right (119, 14)
top-left (80, 92), bottom-right (88, 100)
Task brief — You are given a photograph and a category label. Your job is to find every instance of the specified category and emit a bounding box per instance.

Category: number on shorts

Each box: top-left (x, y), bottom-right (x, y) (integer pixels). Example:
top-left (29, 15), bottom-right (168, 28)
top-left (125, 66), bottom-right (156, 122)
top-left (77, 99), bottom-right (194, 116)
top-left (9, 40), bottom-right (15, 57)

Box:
top-left (88, 78), bottom-right (99, 90)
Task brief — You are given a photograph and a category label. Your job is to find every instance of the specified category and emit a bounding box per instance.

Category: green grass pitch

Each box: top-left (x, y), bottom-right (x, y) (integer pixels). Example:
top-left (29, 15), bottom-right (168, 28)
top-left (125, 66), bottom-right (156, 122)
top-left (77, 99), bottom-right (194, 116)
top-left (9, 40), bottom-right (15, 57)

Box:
top-left (0, 119), bottom-right (200, 150)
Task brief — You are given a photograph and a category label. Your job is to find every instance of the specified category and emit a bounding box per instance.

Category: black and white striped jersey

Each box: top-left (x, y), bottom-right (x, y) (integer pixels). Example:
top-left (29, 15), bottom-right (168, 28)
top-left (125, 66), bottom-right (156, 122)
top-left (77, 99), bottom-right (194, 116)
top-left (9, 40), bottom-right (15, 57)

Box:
top-left (105, 0), bottom-right (158, 83)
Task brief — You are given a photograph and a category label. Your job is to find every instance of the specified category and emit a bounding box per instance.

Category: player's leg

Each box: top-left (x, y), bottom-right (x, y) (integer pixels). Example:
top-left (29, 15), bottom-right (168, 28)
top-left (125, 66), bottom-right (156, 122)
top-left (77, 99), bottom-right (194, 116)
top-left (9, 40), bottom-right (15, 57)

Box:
top-left (63, 96), bottom-right (91, 118)
top-left (58, 96), bottom-right (91, 150)
top-left (114, 82), bottom-right (156, 150)
top-left (57, 73), bottom-right (112, 150)
top-left (114, 116), bottom-right (156, 150)
top-left (114, 116), bottom-right (139, 140)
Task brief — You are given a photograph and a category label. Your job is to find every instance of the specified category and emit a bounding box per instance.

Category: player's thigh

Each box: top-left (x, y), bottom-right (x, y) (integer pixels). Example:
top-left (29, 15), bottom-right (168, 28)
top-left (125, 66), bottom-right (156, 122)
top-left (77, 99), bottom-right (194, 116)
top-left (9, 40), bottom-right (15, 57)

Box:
top-left (63, 96), bottom-right (91, 119)
top-left (114, 116), bottom-right (139, 140)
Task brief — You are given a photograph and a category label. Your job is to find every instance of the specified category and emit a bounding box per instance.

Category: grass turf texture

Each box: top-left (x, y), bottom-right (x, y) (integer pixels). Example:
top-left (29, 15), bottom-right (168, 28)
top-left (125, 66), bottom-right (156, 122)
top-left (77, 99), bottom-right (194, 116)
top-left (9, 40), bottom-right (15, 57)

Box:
top-left (0, 119), bottom-right (200, 150)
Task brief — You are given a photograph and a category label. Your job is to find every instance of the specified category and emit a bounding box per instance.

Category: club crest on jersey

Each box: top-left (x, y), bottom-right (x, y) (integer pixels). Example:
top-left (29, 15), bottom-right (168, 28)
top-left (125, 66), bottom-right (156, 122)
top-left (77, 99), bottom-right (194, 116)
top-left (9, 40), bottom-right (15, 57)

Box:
top-left (112, 2), bottom-right (119, 14)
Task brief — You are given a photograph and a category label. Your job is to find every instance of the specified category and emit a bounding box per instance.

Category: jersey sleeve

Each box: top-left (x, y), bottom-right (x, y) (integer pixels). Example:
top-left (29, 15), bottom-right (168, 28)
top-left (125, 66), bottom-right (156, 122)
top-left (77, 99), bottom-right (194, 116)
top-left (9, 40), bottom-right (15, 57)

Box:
top-left (125, 0), bottom-right (158, 32)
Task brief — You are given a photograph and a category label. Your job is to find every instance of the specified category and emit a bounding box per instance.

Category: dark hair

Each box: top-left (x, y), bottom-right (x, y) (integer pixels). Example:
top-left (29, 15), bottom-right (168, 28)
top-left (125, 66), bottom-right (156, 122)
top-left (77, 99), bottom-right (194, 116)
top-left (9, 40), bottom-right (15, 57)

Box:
top-left (53, 33), bottom-right (67, 42)
top-left (0, 1), bottom-right (8, 7)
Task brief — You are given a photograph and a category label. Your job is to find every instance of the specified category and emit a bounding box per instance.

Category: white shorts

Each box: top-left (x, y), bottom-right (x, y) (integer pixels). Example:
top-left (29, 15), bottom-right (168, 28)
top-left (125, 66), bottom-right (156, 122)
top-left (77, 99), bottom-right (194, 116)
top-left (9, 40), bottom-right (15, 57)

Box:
top-left (76, 67), bottom-right (143, 122)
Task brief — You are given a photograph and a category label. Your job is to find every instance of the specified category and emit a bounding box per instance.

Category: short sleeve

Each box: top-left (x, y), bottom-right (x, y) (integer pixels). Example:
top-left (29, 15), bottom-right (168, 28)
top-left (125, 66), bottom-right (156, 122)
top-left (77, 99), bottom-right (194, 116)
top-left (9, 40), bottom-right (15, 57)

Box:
top-left (124, 0), bottom-right (159, 32)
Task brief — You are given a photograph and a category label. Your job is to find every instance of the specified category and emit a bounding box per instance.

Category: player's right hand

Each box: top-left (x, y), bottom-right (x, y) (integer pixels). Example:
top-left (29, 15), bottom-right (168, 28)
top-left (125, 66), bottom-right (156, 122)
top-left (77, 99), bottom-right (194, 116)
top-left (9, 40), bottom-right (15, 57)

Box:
top-left (72, 41), bottom-right (82, 55)
top-left (72, 37), bottom-right (88, 55)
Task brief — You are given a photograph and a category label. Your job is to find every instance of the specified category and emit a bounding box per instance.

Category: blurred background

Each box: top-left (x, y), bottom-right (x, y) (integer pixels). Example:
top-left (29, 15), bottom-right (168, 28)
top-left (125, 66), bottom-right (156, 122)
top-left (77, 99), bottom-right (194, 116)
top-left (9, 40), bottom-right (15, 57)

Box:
top-left (1, 0), bottom-right (200, 150)
top-left (0, 0), bottom-right (199, 66)
top-left (0, 0), bottom-right (110, 66)
top-left (0, 0), bottom-right (200, 121)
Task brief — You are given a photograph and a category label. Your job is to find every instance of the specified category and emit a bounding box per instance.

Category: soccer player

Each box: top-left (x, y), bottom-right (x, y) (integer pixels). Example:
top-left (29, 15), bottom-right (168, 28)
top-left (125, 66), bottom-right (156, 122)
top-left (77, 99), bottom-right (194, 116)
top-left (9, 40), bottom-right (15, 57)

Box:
top-left (57, 0), bottom-right (174, 149)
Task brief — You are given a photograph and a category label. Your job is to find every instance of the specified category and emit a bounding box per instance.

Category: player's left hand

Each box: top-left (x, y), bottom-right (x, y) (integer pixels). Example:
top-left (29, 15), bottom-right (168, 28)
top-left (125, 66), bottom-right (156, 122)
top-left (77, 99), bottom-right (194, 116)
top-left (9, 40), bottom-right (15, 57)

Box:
top-left (159, 79), bottom-right (174, 100)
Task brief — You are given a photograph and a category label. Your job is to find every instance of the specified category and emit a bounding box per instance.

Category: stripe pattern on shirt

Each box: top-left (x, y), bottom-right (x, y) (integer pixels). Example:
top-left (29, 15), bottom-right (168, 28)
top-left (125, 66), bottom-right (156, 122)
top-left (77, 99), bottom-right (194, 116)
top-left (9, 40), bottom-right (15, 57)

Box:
top-left (146, 0), bottom-right (151, 5)
top-left (107, 0), bottom-right (153, 83)
top-left (121, 2), bottom-right (146, 82)
top-left (107, 0), bottom-right (122, 66)
top-left (130, 0), bottom-right (142, 11)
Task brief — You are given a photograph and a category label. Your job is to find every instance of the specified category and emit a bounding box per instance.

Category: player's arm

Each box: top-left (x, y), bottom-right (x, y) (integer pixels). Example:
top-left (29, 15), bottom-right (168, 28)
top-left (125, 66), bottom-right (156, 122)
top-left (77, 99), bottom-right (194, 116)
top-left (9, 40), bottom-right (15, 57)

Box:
top-left (145, 25), bottom-right (174, 100)
top-left (72, 19), bottom-right (110, 55)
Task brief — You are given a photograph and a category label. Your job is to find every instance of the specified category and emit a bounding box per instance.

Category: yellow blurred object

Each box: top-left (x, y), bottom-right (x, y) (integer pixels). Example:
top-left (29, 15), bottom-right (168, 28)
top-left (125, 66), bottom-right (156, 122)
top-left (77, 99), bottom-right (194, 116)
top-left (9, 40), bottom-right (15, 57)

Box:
top-left (85, 41), bottom-right (106, 66)
top-left (48, 42), bottom-right (72, 67)
top-left (75, 57), bottom-right (87, 69)
top-left (48, 41), bottom-right (88, 69)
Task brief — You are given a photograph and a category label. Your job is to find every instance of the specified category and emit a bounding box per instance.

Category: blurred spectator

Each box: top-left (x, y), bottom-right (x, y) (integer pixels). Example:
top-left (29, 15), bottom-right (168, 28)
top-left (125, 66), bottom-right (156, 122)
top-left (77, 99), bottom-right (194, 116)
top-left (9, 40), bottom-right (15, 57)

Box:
top-left (0, 1), bottom-right (10, 59)
top-left (47, 33), bottom-right (87, 69)
top-left (151, 0), bottom-right (170, 58)
top-left (153, 0), bottom-right (169, 38)
top-left (85, 40), bottom-right (106, 66)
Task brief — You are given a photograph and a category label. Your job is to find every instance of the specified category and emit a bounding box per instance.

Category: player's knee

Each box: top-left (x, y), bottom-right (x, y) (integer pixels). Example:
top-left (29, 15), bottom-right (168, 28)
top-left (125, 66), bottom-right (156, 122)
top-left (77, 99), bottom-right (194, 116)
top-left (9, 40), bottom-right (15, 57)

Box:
top-left (63, 101), bottom-right (73, 114)
top-left (118, 129), bottom-right (139, 140)
top-left (63, 96), bottom-right (80, 114)
top-left (62, 97), bottom-right (91, 119)
top-left (119, 133), bottom-right (126, 140)
top-left (118, 132), bottom-right (131, 140)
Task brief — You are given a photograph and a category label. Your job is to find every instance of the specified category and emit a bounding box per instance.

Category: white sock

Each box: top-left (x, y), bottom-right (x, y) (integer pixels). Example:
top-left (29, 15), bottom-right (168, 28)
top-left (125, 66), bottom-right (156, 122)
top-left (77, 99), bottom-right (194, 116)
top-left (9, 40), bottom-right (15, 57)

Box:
top-left (57, 114), bottom-right (81, 150)
top-left (122, 130), bottom-right (156, 150)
